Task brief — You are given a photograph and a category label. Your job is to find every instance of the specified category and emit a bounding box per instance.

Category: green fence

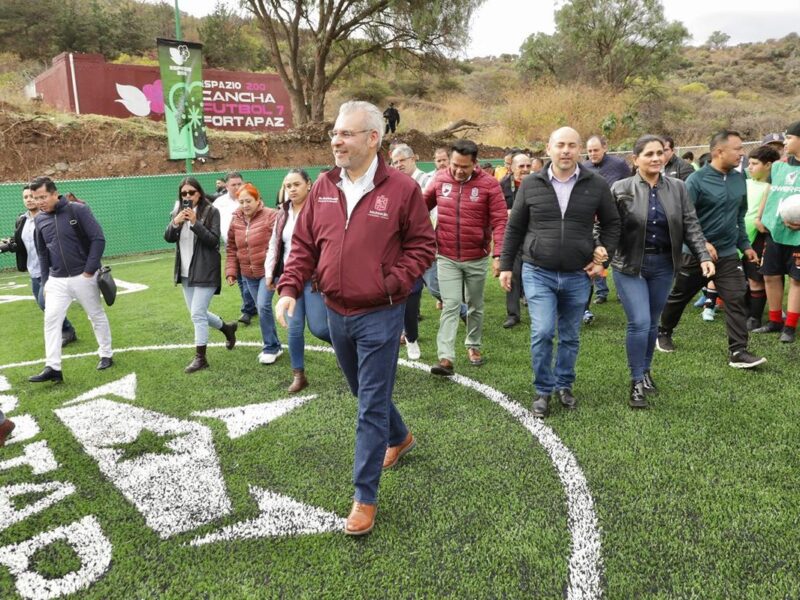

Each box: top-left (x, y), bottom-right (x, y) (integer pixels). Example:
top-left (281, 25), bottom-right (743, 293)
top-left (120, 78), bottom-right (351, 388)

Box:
top-left (0, 160), bottom-right (508, 271)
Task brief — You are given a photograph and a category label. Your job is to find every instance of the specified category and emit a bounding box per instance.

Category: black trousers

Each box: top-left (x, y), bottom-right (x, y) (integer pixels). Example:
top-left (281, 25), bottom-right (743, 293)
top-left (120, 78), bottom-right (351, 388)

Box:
top-left (506, 249), bottom-right (523, 318)
top-left (659, 253), bottom-right (749, 352)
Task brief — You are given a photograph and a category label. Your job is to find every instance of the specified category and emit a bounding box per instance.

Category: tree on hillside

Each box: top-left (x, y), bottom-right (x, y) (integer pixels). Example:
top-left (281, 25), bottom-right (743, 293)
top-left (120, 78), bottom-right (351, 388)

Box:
top-left (242, 0), bottom-right (485, 124)
top-left (200, 2), bottom-right (262, 70)
top-left (706, 30), bottom-right (731, 50)
top-left (519, 0), bottom-right (688, 88)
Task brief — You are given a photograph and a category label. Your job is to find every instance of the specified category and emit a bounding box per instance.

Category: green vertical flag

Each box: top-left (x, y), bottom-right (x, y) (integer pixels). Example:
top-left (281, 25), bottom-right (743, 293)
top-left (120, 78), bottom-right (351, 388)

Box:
top-left (156, 38), bottom-right (209, 160)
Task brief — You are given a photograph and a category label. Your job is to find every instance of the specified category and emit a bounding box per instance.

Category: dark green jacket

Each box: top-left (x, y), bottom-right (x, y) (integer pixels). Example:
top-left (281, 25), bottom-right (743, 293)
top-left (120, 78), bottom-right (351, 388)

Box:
top-left (684, 165), bottom-right (750, 258)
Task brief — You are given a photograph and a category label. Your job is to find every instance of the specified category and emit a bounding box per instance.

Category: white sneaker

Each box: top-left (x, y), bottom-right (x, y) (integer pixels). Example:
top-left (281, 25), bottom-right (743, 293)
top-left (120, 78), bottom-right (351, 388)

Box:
top-left (258, 349), bottom-right (283, 365)
top-left (406, 340), bottom-right (421, 360)
top-left (702, 307), bottom-right (716, 322)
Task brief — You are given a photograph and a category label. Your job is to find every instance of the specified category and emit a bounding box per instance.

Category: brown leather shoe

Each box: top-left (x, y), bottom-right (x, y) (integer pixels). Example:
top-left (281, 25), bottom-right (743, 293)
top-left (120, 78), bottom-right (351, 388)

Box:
top-left (467, 347), bottom-right (483, 366)
top-left (0, 419), bottom-right (15, 447)
top-left (430, 358), bottom-right (454, 376)
top-left (345, 501), bottom-right (377, 536)
top-left (287, 368), bottom-right (308, 393)
top-left (383, 432), bottom-right (415, 469)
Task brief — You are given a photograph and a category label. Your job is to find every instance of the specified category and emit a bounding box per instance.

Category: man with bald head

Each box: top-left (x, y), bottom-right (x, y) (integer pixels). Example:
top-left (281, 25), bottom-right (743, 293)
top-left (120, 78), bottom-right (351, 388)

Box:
top-left (499, 152), bottom-right (533, 328)
top-left (499, 127), bottom-right (620, 418)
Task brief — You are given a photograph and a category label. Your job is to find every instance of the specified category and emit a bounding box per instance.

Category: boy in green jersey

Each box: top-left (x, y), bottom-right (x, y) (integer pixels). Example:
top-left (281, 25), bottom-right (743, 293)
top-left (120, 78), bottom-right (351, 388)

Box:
top-left (754, 121), bottom-right (800, 343)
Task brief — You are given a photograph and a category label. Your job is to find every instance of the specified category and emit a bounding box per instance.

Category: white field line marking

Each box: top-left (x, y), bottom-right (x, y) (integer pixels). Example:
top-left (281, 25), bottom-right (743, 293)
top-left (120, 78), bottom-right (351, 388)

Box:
top-left (0, 481), bottom-right (76, 533)
top-left (193, 395), bottom-right (318, 439)
top-left (0, 279), bottom-right (148, 304)
top-left (190, 486), bottom-right (345, 545)
top-left (0, 515), bottom-right (112, 600)
top-left (56, 399), bottom-right (232, 539)
top-left (0, 345), bottom-right (603, 599)
top-left (0, 440), bottom-right (58, 475)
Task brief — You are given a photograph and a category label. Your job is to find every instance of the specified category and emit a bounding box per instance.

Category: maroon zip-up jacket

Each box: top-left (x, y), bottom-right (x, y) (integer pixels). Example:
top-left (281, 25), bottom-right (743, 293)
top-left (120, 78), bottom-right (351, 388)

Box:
top-left (277, 156), bottom-right (435, 315)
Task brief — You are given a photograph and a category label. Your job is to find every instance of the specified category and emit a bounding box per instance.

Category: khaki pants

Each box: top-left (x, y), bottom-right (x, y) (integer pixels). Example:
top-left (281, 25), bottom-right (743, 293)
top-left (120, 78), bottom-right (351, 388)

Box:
top-left (436, 255), bottom-right (488, 362)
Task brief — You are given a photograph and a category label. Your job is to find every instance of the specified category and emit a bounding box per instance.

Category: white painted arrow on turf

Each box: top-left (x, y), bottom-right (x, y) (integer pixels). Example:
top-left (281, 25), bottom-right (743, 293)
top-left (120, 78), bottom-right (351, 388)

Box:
top-left (190, 485), bottom-right (344, 545)
top-left (192, 395), bottom-right (317, 439)
top-left (63, 373), bottom-right (137, 406)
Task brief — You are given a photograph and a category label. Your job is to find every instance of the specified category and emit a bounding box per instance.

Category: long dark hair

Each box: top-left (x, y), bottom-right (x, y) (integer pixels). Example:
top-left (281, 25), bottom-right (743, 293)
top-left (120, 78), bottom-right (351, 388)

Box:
top-left (177, 177), bottom-right (206, 203)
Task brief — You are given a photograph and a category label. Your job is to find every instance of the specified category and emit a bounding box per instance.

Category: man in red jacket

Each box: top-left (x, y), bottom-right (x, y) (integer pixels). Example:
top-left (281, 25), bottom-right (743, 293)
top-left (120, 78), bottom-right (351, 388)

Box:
top-left (424, 140), bottom-right (508, 375)
top-left (275, 101), bottom-right (435, 536)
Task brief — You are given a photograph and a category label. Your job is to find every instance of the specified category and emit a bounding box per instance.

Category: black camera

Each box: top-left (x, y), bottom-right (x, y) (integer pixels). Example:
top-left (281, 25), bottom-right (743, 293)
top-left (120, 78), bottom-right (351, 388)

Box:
top-left (0, 237), bottom-right (14, 253)
top-left (181, 199), bottom-right (191, 209)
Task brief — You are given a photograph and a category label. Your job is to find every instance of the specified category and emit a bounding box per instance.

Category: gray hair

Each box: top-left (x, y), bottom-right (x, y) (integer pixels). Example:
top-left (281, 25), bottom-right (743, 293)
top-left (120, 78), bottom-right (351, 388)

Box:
top-left (338, 100), bottom-right (384, 145)
top-left (391, 143), bottom-right (415, 159)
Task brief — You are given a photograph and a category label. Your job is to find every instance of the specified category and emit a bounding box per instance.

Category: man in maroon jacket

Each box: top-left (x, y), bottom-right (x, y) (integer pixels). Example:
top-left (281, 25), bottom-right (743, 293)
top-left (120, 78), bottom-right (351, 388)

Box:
top-left (275, 101), bottom-right (435, 536)
top-left (424, 140), bottom-right (508, 375)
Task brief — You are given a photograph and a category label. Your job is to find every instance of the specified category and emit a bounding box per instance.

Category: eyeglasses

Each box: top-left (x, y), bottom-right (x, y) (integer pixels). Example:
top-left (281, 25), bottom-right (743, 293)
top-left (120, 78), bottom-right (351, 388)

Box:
top-left (180, 190), bottom-right (198, 197)
top-left (328, 129), bottom-right (370, 140)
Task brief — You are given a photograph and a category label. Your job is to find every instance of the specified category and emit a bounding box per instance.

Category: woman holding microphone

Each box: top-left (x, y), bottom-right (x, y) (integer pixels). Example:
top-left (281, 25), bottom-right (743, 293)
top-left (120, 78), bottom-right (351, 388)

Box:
top-left (611, 136), bottom-right (714, 408)
top-left (165, 177), bottom-right (238, 373)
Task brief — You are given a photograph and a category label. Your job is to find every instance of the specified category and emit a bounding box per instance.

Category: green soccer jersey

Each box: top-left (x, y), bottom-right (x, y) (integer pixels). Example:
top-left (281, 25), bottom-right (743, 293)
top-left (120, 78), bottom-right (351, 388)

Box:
top-left (746, 178), bottom-right (769, 243)
top-left (762, 161), bottom-right (800, 246)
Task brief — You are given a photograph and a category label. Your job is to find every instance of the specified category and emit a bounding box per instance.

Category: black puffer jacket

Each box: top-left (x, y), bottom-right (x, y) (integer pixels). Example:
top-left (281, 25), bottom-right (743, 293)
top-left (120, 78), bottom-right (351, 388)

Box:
top-left (611, 174), bottom-right (711, 275)
top-left (164, 198), bottom-right (222, 293)
top-left (500, 168), bottom-right (620, 272)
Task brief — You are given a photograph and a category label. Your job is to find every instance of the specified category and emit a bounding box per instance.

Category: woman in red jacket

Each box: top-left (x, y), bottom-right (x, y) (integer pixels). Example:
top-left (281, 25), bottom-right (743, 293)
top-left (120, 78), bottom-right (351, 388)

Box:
top-left (225, 183), bottom-right (281, 364)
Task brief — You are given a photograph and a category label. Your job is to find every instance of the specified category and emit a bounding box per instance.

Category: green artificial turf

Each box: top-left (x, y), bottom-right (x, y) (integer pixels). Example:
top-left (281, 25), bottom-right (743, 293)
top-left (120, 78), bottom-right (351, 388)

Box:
top-left (0, 253), bottom-right (798, 599)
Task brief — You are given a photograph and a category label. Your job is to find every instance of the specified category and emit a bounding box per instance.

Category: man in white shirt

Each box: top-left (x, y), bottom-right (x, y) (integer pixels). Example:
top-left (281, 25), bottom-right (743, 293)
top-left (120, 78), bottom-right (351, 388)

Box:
top-left (213, 171), bottom-right (257, 325)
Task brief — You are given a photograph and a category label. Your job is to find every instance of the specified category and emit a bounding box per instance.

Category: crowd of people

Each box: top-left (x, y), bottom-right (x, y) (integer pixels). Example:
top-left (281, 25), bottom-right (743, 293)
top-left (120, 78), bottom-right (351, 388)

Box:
top-left (2, 99), bottom-right (799, 536)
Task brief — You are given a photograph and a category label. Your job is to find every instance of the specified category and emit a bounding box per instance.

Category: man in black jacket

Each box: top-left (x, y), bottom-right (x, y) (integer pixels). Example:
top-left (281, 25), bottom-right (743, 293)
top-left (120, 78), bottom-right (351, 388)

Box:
top-left (499, 127), bottom-right (620, 418)
top-left (29, 177), bottom-right (113, 383)
top-left (662, 136), bottom-right (695, 181)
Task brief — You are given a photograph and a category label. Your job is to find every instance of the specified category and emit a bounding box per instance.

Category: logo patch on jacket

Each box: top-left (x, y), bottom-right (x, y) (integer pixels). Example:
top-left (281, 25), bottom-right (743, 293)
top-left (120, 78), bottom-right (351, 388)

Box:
top-left (317, 196), bottom-right (339, 204)
top-left (369, 195), bottom-right (390, 220)
top-left (470, 187), bottom-right (479, 201)
top-left (442, 183), bottom-right (452, 197)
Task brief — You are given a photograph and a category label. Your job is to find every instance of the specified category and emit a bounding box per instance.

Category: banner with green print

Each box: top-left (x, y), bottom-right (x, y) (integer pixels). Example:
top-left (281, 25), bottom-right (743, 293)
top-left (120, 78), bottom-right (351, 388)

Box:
top-left (156, 38), bottom-right (209, 160)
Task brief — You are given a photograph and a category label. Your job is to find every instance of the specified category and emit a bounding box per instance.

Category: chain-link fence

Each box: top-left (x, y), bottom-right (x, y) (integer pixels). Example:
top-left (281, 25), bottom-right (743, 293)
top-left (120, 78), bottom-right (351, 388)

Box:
top-left (0, 141), bottom-right (765, 271)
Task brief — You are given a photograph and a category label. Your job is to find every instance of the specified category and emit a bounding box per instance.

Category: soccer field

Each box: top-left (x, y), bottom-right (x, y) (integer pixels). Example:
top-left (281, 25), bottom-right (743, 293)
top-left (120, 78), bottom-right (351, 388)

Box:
top-left (0, 252), bottom-right (798, 599)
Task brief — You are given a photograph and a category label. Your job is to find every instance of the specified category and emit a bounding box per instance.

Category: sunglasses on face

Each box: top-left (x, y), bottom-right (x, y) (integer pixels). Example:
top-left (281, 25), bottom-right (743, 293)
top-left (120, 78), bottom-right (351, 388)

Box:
top-left (181, 190), bottom-right (198, 197)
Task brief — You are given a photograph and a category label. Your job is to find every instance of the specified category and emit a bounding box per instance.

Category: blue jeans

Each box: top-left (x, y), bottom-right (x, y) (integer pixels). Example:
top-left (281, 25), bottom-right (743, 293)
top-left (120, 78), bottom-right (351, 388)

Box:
top-left (31, 276), bottom-right (74, 334)
top-left (613, 253), bottom-right (675, 381)
top-left (326, 303), bottom-right (409, 505)
top-left (181, 284), bottom-right (223, 345)
top-left (522, 264), bottom-right (591, 395)
top-left (237, 273), bottom-right (257, 316)
top-left (241, 276), bottom-right (281, 354)
top-left (593, 273), bottom-right (609, 299)
top-left (287, 280), bottom-right (331, 369)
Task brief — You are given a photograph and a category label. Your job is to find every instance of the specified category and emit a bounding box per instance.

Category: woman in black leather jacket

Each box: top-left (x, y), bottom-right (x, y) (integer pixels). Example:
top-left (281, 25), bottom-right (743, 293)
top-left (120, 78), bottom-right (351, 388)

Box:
top-left (610, 136), bottom-right (715, 408)
top-left (164, 177), bottom-right (237, 373)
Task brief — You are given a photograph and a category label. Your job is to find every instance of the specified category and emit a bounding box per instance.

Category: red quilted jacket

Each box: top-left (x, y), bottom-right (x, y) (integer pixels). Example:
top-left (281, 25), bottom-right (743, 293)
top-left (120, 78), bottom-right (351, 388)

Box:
top-left (225, 204), bottom-right (277, 279)
top-left (423, 167), bottom-right (508, 260)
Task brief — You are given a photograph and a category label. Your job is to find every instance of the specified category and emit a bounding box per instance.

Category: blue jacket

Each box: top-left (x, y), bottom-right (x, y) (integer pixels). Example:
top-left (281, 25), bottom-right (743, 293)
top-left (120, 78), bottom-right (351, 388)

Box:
top-left (684, 165), bottom-right (749, 258)
top-left (34, 196), bottom-right (105, 286)
top-left (582, 154), bottom-right (632, 186)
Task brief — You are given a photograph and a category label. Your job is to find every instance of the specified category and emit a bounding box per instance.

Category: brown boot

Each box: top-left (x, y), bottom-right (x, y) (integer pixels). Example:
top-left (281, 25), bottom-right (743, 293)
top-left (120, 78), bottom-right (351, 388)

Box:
top-left (288, 368), bottom-right (308, 393)
top-left (185, 345), bottom-right (209, 373)
top-left (345, 501), bottom-right (377, 536)
top-left (219, 321), bottom-right (238, 350)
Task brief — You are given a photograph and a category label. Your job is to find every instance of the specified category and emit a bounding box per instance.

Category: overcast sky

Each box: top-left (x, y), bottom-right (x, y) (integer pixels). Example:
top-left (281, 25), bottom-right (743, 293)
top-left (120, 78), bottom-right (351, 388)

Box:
top-left (169, 0), bottom-right (800, 57)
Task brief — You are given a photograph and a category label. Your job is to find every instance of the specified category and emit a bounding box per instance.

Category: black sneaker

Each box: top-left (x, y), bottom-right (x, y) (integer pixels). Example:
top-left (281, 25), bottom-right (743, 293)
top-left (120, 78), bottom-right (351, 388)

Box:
top-left (629, 381), bottom-right (649, 409)
top-left (642, 370), bottom-right (658, 395)
top-left (62, 330), bottom-right (78, 346)
top-left (745, 317), bottom-right (762, 331)
top-left (555, 389), bottom-right (577, 409)
top-left (656, 333), bottom-right (675, 353)
top-left (779, 326), bottom-right (796, 343)
top-left (728, 349), bottom-right (767, 369)
top-left (752, 321), bottom-right (783, 334)
top-left (238, 313), bottom-right (253, 326)
top-left (593, 296), bottom-right (608, 305)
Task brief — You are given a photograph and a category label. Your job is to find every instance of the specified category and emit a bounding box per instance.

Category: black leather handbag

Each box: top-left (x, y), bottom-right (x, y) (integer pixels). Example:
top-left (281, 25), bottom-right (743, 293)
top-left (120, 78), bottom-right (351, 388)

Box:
top-left (97, 265), bottom-right (117, 306)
